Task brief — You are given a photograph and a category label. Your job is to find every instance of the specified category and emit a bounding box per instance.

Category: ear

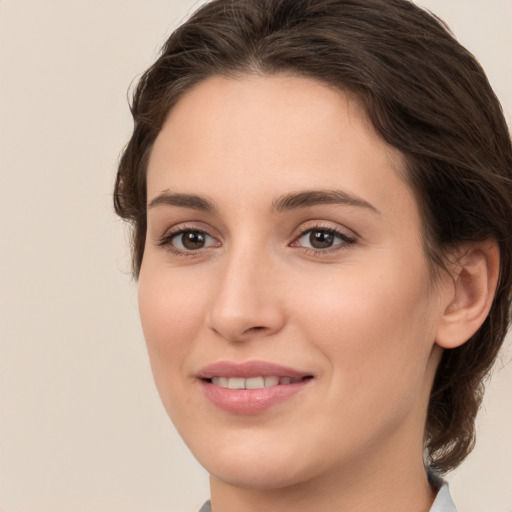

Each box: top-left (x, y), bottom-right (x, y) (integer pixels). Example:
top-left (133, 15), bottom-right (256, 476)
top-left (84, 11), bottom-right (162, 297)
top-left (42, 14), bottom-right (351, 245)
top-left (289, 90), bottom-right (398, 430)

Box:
top-left (435, 240), bottom-right (500, 349)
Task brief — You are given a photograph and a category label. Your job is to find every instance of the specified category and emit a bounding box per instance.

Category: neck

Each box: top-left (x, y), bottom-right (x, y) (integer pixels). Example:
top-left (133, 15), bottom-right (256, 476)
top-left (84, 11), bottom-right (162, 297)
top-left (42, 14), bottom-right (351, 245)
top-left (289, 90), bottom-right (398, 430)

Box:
top-left (208, 418), bottom-right (437, 512)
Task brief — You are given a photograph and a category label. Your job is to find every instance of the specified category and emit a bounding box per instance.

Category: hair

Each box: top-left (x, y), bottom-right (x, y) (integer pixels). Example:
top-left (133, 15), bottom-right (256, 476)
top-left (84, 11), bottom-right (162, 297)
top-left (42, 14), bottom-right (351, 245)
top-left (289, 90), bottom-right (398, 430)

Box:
top-left (114, 0), bottom-right (512, 474)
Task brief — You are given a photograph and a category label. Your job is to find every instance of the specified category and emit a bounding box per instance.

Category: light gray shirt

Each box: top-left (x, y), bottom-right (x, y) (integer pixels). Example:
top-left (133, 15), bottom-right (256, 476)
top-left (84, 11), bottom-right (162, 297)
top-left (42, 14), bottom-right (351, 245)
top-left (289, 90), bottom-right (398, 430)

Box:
top-left (430, 482), bottom-right (458, 512)
top-left (198, 482), bottom-right (457, 512)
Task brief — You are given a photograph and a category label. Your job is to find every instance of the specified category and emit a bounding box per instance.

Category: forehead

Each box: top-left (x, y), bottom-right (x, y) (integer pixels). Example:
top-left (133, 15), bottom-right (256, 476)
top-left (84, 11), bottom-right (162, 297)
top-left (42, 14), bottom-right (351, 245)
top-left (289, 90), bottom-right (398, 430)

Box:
top-left (147, 74), bottom-right (416, 223)
top-left (155, 74), bottom-right (387, 160)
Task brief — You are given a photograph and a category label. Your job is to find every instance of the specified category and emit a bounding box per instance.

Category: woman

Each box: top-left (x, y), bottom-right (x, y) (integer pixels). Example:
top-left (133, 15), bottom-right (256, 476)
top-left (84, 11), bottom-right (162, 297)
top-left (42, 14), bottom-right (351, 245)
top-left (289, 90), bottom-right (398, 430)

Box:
top-left (114, 0), bottom-right (512, 510)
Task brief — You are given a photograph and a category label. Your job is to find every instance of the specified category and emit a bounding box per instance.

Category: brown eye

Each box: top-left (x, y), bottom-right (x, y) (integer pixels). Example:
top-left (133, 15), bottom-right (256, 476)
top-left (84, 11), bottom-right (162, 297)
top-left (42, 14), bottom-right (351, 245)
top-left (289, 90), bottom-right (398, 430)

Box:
top-left (294, 228), bottom-right (355, 252)
top-left (168, 230), bottom-right (218, 251)
top-left (309, 230), bottom-right (335, 249)
top-left (180, 231), bottom-right (207, 250)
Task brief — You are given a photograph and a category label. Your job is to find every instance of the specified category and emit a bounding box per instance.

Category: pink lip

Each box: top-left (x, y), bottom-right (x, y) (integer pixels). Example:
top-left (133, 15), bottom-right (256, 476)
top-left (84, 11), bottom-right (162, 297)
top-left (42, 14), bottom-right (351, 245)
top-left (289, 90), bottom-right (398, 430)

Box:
top-left (197, 360), bottom-right (310, 379)
top-left (197, 360), bottom-right (313, 415)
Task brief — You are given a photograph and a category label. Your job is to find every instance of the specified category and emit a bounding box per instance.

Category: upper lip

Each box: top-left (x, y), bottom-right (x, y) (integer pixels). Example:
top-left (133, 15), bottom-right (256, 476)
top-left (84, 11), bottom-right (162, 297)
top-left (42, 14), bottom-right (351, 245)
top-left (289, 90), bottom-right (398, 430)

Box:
top-left (196, 360), bottom-right (312, 380)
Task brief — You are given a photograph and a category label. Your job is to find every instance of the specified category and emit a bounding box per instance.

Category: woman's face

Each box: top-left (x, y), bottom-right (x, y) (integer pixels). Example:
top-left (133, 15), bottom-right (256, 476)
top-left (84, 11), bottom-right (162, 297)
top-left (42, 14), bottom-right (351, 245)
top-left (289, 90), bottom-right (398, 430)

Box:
top-left (139, 75), bottom-right (449, 490)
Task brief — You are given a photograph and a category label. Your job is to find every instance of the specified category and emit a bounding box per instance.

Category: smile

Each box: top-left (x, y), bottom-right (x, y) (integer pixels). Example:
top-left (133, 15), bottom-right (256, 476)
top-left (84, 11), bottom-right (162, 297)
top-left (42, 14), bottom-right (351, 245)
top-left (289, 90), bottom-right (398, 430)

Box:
top-left (197, 361), bottom-right (314, 414)
top-left (209, 376), bottom-right (306, 389)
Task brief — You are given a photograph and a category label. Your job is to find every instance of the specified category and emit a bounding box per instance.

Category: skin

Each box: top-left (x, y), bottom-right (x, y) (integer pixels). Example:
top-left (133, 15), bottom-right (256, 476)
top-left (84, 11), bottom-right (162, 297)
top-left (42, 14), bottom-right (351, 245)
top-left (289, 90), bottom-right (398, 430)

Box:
top-left (138, 74), bottom-right (490, 512)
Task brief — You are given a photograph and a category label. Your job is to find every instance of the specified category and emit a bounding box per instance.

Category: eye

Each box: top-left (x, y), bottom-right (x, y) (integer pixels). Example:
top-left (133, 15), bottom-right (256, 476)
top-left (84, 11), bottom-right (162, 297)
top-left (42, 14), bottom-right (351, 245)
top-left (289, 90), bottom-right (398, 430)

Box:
top-left (160, 229), bottom-right (219, 253)
top-left (293, 228), bottom-right (355, 251)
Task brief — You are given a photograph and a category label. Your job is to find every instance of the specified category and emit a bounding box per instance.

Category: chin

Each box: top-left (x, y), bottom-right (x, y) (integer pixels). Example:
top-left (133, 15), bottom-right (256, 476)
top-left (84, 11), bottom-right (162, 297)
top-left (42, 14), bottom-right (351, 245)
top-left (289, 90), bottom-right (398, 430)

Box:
top-left (208, 459), bottom-right (311, 491)
top-left (188, 434), bottom-right (318, 490)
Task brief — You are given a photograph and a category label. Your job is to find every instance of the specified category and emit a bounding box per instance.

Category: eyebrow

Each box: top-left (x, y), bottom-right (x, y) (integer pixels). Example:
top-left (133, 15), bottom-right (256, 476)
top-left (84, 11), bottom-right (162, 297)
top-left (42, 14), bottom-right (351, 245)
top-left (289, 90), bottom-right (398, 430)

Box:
top-left (147, 189), bottom-right (379, 215)
top-left (272, 190), bottom-right (380, 214)
top-left (147, 192), bottom-right (215, 212)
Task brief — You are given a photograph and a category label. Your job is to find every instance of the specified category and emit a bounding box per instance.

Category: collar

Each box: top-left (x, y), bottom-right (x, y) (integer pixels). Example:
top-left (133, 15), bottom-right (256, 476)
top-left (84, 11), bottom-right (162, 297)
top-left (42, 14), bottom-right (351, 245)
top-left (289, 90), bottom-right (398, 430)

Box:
top-left (199, 479), bottom-right (458, 512)
top-left (429, 481), bottom-right (458, 512)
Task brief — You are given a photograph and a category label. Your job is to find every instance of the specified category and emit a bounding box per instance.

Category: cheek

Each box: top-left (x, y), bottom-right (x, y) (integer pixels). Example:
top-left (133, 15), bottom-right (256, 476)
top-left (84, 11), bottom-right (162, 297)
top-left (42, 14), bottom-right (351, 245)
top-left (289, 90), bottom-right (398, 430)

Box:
top-left (137, 268), bottom-right (207, 392)
top-left (293, 255), bottom-right (436, 396)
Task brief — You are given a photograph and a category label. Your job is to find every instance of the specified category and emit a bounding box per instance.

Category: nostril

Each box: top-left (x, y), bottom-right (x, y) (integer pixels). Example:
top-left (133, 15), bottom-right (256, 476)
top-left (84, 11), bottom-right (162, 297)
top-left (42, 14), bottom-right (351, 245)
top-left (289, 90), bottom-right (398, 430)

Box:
top-left (245, 326), bottom-right (267, 334)
top-left (208, 301), bottom-right (285, 341)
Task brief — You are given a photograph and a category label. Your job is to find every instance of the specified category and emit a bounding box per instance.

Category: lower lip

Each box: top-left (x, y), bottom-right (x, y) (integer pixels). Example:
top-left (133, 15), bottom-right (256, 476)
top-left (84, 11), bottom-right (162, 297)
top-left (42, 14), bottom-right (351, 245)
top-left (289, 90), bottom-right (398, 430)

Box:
top-left (200, 379), bottom-right (311, 415)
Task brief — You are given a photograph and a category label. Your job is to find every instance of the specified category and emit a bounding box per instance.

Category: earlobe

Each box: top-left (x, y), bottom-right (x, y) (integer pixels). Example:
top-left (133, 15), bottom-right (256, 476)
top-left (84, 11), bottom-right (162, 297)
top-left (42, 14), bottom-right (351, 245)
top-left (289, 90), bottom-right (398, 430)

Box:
top-left (435, 240), bottom-right (500, 349)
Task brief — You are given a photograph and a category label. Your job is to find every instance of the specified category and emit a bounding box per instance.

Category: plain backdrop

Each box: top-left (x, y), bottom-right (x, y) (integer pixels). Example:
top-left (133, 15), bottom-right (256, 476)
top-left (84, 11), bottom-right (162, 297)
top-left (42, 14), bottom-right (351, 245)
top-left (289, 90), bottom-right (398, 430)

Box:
top-left (0, 1), bottom-right (511, 511)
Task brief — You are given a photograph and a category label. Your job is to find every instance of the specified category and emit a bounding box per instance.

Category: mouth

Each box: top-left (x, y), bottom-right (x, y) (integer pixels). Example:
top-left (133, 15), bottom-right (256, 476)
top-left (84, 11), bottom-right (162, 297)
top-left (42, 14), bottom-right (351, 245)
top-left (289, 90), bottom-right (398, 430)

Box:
top-left (206, 375), bottom-right (312, 389)
top-left (197, 361), bottom-right (314, 414)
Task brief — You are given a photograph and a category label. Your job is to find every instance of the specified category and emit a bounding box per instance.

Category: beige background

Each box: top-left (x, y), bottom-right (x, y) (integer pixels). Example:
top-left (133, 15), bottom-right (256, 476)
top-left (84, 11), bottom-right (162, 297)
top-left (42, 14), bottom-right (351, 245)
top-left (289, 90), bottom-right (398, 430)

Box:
top-left (0, 1), bottom-right (511, 511)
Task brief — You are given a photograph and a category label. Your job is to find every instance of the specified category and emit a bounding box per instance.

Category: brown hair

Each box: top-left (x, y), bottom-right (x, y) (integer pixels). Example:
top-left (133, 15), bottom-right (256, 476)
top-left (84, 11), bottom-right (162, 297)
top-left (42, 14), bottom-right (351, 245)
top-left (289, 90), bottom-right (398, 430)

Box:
top-left (114, 0), bottom-right (512, 473)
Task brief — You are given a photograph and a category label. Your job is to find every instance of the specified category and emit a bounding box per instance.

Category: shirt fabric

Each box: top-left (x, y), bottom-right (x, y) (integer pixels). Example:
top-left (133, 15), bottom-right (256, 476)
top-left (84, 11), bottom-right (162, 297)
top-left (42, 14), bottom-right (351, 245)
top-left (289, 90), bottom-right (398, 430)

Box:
top-left (198, 481), bottom-right (457, 511)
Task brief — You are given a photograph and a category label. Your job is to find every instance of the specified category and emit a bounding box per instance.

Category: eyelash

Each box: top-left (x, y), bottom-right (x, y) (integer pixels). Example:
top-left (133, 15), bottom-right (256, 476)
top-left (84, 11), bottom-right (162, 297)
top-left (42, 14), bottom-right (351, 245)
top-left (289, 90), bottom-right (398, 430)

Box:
top-left (291, 226), bottom-right (356, 255)
top-left (157, 227), bottom-right (219, 257)
top-left (157, 225), bottom-right (356, 257)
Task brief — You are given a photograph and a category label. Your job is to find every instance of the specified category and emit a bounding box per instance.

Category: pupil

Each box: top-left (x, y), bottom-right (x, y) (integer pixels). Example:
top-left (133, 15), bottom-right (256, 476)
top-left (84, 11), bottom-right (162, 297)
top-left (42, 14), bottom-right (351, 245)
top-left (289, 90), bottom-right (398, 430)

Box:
top-left (310, 230), bottom-right (334, 249)
top-left (182, 231), bottom-right (205, 250)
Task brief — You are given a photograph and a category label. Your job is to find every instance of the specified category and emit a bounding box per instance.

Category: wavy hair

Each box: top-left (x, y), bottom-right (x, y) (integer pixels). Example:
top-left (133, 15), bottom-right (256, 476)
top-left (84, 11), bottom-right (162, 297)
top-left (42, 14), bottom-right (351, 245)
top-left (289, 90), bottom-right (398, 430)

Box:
top-left (114, 0), bottom-right (512, 473)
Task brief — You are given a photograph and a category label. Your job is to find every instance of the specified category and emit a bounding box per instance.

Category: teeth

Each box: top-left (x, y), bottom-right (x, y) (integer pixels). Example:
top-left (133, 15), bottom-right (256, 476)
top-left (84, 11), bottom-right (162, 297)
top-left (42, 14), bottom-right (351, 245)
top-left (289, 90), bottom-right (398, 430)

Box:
top-left (210, 376), bottom-right (301, 389)
top-left (228, 377), bottom-right (245, 390)
top-left (264, 376), bottom-right (279, 387)
top-left (246, 377), bottom-right (265, 389)
top-left (216, 377), bottom-right (229, 388)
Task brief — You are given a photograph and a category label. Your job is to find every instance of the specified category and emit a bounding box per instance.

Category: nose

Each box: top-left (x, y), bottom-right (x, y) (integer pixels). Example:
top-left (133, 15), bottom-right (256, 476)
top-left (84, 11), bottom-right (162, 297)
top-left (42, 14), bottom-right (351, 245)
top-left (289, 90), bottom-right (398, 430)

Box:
top-left (206, 247), bottom-right (286, 342)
